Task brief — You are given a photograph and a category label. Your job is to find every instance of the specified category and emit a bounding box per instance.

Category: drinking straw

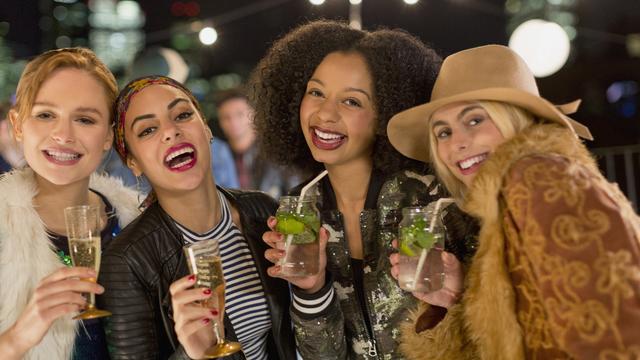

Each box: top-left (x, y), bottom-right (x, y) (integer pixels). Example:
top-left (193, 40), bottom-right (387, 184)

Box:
top-left (281, 170), bottom-right (329, 267)
top-left (411, 197), bottom-right (455, 291)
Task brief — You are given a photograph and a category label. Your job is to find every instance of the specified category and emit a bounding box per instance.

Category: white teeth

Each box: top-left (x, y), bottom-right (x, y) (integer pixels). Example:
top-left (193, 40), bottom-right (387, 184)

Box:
top-left (165, 147), bottom-right (194, 162)
top-left (459, 154), bottom-right (487, 170)
top-left (46, 150), bottom-right (79, 161)
top-left (314, 128), bottom-right (343, 141)
top-left (171, 158), bottom-right (192, 169)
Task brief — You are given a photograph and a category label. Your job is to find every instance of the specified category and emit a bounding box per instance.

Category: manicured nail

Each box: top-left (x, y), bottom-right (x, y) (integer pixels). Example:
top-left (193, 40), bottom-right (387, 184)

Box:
top-left (210, 310), bottom-right (218, 316)
top-left (188, 275), bottom-right (196, 282)
top-left (203, 288), bottom-right (212, 295)
top-left (202, 318), bottom-right (210, 324)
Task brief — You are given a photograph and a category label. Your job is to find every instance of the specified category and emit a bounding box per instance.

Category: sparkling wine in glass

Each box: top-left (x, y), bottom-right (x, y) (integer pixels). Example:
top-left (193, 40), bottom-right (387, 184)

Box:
top-left (64, 205), bottom-right (111, 319)
top-left (184, 239), bottom-right (241, 358)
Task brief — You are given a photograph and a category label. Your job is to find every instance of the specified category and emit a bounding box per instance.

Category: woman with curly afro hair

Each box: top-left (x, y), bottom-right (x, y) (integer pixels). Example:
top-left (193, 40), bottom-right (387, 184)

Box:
top-left (251, 20), bottom-right (478, 359)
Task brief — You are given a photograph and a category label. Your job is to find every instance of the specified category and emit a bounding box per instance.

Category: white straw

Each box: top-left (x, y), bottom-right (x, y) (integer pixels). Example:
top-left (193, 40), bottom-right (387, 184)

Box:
top-left (295, 170), bottom-right (328, 213)
top-left (282, 170), bottom-right (329, 266)
top-left (411, 197), bottom-right (455, 291)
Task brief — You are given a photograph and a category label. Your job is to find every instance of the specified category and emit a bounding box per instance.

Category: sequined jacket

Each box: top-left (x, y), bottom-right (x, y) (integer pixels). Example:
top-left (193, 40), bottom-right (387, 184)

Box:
top-left (400, 124), bottom-right (640, 360)
top-left (290, 170), bottom-right (477, 360)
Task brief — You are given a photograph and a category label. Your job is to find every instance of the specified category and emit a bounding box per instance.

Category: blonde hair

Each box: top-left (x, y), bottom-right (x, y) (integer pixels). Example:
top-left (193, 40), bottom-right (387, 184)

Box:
top-left (428, 101), bottom-right (535, 202)
top-left (12, 48), bottom-right (117, 128)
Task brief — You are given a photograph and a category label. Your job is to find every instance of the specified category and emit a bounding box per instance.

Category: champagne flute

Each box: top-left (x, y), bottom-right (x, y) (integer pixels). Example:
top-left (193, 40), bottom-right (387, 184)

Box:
top-left (64, 205), bottom-right (111, 319)
top-left (184, 239), bottom-right (242, 358)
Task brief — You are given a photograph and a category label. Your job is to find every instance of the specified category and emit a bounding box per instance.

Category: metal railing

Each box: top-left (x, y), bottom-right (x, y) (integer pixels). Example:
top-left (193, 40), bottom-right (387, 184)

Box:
top-left (592, 144), bottom-right (640, 211)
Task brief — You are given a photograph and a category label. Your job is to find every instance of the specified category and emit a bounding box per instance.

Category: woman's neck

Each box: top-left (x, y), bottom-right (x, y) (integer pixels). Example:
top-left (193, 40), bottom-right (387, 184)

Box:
top-left (33, 174), bottom-right (96, 235)
top-left (326, 158), bottom-right (373, 213)
top-left (156, 174), bottom-right (221, 234)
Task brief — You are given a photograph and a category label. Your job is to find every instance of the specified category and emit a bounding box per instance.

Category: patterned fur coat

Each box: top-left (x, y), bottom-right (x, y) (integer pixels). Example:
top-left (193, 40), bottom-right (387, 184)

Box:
top-left (0, 168), bottom-right (139, 360)
top-left (400, 124), bottom-right (640, 359)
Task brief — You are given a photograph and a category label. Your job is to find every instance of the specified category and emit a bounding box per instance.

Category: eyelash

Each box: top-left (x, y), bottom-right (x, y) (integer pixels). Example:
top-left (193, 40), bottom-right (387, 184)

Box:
top-left (307, 89), bottom-right (323, 98)
top-left (137, 127), bottom-right (156, 138)
top-left (35, 112), bottom-right (53, 120)
top-left (306, 89), bottom-right (363, 109)
top-left (137, 111), bottom-right (194, 138)
top-left (176, 111), bottom-right (194, 121)
top-left (436, 128), bottom-right (451, 139)
top-left (34, 112), bottom-right (96, 125)
top-left (344, 98), bottom-right (362, 107)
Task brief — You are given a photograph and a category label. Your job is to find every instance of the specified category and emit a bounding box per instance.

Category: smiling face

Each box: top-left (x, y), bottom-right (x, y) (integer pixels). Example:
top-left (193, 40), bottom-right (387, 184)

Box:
top-left (431, 102), bottom-right (506, 187)
top-left (11, 68), bottom-right (112, 186)
top-left (299, 51), bottom-right (377, 168)
top-left (123, 84), bottom-right (213, 195)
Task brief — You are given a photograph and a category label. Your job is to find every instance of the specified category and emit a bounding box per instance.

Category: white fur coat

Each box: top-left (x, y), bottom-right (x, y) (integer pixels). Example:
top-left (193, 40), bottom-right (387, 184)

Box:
top-left (0, 168), bottom-right (139, 360)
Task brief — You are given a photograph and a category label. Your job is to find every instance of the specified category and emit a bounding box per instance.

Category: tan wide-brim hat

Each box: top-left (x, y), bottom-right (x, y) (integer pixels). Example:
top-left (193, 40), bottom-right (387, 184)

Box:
top-left (387, 44), bottom-right (593, 163)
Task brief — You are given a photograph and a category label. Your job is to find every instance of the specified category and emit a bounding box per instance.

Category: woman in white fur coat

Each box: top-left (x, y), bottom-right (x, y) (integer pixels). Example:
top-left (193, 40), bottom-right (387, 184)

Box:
top-left (0, 48), bottom-right (139, 360)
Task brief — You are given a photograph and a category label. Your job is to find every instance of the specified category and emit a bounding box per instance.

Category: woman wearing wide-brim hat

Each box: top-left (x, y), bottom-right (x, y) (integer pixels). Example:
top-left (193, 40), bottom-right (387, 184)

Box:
top-left (387, 44), bottom-right (640, 360)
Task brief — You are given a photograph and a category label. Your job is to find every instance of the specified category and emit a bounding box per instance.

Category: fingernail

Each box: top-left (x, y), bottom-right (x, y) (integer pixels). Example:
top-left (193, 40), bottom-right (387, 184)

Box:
top-left (202, 318), bottom-right (210, 324)
top-left (88, 270), bottom-right (97, 276)
top-left (203, 288), bottom-right (212, 295)
top-left (188, 275), bottom-right (196, 282)
top-left (210, 310), bottom-right (218, 316)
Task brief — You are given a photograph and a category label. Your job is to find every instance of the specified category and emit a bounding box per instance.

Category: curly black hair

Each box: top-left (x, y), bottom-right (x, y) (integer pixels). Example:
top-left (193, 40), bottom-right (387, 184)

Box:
top-left (249, 20), bottom-right (441, 176)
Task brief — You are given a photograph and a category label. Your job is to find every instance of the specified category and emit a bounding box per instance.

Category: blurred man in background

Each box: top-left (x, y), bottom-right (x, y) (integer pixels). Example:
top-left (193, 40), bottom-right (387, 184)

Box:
top-left (216, 88), bottom-right (297, 198)
top-left (0, 100), bottom-right (25, 173)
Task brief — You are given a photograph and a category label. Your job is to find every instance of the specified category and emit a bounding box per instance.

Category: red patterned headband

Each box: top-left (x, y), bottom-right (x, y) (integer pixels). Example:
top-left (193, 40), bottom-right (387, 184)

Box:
top-left (113, 75), bottom-right (204, 162)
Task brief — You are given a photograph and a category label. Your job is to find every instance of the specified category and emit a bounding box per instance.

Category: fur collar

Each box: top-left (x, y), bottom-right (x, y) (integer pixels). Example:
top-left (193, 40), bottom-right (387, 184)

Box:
top-left (461, 124), bottom-right (597, 359)
top-left (0, 168), bottom-right (139, 360)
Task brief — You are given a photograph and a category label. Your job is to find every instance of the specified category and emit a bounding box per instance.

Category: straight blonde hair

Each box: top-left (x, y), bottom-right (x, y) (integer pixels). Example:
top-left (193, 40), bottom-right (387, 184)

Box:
top-left (428, 101), bottom-right (535, 202)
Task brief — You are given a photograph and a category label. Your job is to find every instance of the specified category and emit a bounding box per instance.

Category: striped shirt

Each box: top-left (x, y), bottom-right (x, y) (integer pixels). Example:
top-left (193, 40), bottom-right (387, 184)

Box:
top-left (175, 191), bottom-right (271, 360)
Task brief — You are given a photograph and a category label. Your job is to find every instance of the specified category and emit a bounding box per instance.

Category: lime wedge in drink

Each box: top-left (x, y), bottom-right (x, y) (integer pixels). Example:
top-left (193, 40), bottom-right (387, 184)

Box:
top-left (276, 214), bottom-right (305, 235)
top-left (399, 239), bottom-right (417, 257)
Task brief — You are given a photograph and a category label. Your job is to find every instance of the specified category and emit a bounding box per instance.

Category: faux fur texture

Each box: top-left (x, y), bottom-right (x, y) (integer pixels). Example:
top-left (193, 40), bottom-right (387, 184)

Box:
top-left (463, 124), bottom-right (640, 360)
top-left (0, 168), bottom-right (139, 360)
top-left (401, 124), bottom-right (639, 359)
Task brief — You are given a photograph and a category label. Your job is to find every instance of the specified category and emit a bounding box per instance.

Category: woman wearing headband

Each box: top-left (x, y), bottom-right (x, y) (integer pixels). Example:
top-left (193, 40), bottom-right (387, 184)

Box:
top-left (251, 20), bottom-right (478, 359)
top-left (98, 76), bottom-right (296, 359)
top-left (388, 44), bottom-right (640, 359)
top-left (0, 48), bottom-right (139, 360)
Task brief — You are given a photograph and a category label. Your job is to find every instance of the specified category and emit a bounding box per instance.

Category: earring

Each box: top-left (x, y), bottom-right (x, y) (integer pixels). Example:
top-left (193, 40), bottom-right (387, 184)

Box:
top-left (135, 175), bottom-right (143, 205)
top-left (209, 137), bottom-right (214, 144)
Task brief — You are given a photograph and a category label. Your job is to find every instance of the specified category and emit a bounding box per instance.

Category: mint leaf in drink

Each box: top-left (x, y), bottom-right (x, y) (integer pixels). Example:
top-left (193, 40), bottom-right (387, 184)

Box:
top-left (399, 217), bottom-right (436, 255)
top-left (414, 231), bottom-right (435, 250)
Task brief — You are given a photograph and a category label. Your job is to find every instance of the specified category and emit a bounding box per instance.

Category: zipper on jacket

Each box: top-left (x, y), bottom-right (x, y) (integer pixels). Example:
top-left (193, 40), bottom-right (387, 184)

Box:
top-left (335, 206), bottom-right (381, 358)
top-left (366, 338), bottom-right (378, 357)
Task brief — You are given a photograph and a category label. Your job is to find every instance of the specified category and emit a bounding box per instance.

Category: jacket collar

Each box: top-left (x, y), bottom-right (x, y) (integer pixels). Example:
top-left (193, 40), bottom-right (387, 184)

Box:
top-left (318, 169), bottom-right (385, 211)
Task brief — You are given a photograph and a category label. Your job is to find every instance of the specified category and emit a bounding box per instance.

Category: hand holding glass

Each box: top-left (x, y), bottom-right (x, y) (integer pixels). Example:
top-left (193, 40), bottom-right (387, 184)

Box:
top-left (184, 239), bottom-right (241, 358)
top-left (64, 205), bottom-right (111, 319)
top-left (275, 196), bottom-right (320, 277)
top-left (396, 206), bottom-right (445, 293)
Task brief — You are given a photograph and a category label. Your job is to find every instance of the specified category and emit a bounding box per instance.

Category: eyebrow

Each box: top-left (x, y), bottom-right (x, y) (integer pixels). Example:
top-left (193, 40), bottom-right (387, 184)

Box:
top-left (33, 102), bottom-right (104, 117)
top-left (308, 78), bottom-right (372, 100)
top-left (431, 105), bottom-right (484, 128)
top-left (130, 98), bottom-right (190, 130)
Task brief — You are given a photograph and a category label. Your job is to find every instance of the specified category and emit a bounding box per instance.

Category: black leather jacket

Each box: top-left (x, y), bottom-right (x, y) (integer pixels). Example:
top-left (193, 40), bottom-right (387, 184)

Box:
top-left (98, 187), bottom-right (296, 360)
